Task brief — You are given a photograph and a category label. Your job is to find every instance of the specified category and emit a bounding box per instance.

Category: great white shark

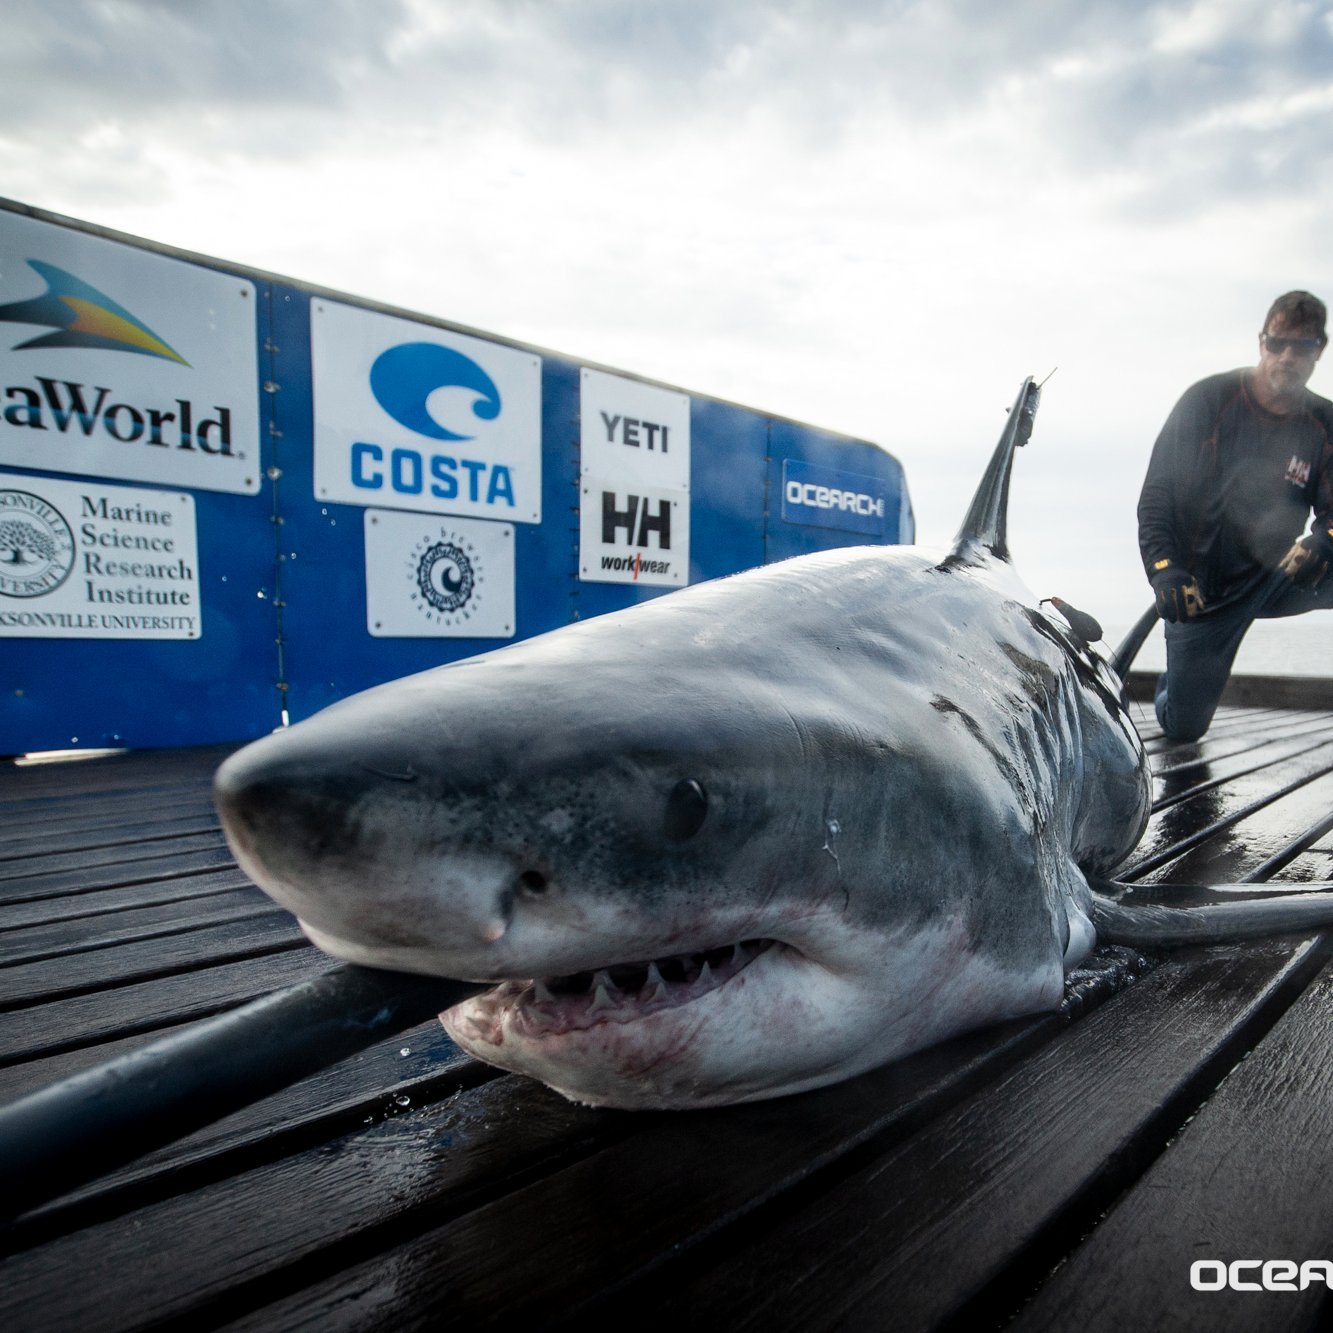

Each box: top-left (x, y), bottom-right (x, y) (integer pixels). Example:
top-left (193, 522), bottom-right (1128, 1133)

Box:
top-left (214, 379), bottom-right (1333, 1110)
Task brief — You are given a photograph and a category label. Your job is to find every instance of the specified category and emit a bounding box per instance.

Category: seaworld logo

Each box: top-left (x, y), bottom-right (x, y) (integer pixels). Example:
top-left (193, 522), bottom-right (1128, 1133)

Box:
top-left (370, 342), bottom-right (501, 443)
top-left (0, 260), bottom-right (189, 364)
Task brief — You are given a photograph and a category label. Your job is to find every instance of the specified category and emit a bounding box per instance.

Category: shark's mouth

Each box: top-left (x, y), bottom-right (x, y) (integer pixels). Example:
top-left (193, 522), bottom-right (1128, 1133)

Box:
top-left (451, 937), bottom-right (780, 1042)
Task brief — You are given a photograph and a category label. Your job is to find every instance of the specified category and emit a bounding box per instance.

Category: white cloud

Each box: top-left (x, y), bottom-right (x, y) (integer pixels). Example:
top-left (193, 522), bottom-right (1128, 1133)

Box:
top-left (4, 0), bottom-right (1333, 661)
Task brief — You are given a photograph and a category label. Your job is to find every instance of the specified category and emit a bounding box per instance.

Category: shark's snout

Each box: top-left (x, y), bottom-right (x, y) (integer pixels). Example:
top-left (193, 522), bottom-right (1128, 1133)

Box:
top-left (214, 731), bottom-right (538, 969)
top-left (214, 735), bottom-right (380, 876)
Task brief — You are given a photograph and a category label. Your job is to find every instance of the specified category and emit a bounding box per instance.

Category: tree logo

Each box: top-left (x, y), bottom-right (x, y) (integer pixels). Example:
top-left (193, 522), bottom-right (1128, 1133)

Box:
top-left (0, 490), bottom-right (77, 598)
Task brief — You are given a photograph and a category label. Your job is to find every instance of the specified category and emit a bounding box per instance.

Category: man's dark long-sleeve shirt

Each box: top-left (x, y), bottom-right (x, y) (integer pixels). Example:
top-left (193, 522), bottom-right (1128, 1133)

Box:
top-left (1137, 369), bottom-right (1333, 608)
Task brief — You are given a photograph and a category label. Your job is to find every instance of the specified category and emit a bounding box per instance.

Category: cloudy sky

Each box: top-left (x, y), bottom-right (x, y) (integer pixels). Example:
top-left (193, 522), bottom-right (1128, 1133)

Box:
top-left (6, 0), bottom-right (1333, 664)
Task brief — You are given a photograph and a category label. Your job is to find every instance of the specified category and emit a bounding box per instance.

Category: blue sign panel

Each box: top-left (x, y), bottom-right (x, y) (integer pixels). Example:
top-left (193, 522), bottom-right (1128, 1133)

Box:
top-left (780, 458), bottom-right (889, 537)
top-left (0, 198), bottom-right (913, 754)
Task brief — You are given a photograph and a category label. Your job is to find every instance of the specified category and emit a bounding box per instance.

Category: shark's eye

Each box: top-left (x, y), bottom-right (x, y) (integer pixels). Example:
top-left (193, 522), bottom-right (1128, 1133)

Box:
top-left (517, 869), bottom-right (549, 896)
top-left (664, 779), bottom-right (708, 842)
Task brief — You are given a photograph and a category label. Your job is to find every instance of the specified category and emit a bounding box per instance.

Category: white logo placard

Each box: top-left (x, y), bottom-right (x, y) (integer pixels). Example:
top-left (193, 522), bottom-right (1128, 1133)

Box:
top-left (0, 211), bottom-right (259, 495)
top-left (313, 301), bottom-right (542, 523)
top-left (580, 367), bottom-right (690, 489)
top-left (579, 368), bottom-right (690, 586)
top-left (364, 509), bottom-right (515, 639)
top-left (0, 474), bottom-right (201, 639)
top-left (579, 482), bottom-right (689, 587)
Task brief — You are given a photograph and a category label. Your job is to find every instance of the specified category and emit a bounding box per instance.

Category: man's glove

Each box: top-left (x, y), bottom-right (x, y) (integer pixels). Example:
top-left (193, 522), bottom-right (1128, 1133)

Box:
top-left (1149, 560), bottom-right (1204, 622)
top-left (1278, 527), bottom-right (1333, 588)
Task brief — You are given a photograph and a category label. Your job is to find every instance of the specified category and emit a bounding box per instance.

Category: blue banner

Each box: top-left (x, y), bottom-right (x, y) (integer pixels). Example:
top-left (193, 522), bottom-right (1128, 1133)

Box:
top-left (780, 458), bottom-right (889, 537)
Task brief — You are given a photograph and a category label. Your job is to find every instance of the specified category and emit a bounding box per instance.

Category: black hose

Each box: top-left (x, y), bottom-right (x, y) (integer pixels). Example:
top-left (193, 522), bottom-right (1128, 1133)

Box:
top-left (1110, 603), bottom-right (1160, 680)
top-left (0, 965), bottom-right (486, 1222)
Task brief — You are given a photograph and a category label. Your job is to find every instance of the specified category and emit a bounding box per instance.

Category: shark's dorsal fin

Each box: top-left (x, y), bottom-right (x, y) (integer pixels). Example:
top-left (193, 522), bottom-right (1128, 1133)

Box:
top-left (949, 377), bottom-right (1041, 562)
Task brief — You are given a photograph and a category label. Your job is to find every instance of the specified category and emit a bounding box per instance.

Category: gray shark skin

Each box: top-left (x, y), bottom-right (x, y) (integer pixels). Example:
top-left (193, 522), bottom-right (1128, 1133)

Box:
top-left (213, 380), bottom-right (1333, 1109)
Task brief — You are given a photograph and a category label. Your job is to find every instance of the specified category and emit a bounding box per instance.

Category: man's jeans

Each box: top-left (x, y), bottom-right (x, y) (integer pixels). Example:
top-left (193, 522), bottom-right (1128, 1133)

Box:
top-left (1155, 571), bottom-right (1333, 741)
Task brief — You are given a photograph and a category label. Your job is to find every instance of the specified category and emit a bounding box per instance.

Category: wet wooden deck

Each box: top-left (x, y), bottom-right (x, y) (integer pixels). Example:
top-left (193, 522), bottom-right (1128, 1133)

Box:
top-left (3, 684), bottom-right (1333, 1331)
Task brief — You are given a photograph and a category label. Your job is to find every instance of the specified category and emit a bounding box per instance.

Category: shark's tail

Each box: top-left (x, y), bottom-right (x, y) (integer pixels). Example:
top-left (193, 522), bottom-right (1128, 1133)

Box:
top-left (1091, 878), bottom-right (1333, 947)
top-left (949, 377), bottom-right (1041, 562)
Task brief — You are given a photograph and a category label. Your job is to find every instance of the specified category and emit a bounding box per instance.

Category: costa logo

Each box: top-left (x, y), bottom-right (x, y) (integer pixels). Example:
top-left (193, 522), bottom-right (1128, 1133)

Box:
top-left (312, 301), bottom-right (542, 523)
top-left (369, 342), bottom-right (501, 443)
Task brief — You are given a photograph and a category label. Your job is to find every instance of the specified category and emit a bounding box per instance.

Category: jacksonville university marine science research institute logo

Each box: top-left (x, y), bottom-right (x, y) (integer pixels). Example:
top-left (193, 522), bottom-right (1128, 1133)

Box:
top-left (0, 490), bottom-right (76, 598)
top-left (411, 532), bottom-right (483, 627)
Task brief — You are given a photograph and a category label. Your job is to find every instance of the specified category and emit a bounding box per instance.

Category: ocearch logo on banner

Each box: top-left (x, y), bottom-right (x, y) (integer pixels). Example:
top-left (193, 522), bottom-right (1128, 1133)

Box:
top-left (0, 209), bottom-right (260, 496)
top-left (312, 300), bottom-right (542, 523)
top-left (781, 457), bottom-right (888, 538)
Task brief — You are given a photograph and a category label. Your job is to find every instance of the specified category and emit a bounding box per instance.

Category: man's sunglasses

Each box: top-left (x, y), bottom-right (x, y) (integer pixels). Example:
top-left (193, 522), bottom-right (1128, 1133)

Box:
top-left (1261, 332), bottom-right (1324, 357)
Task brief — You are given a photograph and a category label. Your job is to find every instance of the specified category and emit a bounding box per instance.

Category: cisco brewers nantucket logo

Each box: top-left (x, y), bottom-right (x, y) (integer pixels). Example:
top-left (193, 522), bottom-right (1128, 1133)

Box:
top-left (415, 535), bottom-right (476, 618)
top-left (0, 489), bottom-right (75, 597)
top-left (0, 209), bottom-right (260, 496)
top-left (363, 509), bottom-right (515, 639)
top-left (312, 301), bottom-right (542, 523)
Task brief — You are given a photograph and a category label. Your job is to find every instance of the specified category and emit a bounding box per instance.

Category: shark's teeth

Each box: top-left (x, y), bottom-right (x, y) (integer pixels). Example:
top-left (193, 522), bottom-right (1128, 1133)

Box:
top-left (645, 960), bottom-right (667, 1003)
top-left (508, 938), bottom-right (776, 1035)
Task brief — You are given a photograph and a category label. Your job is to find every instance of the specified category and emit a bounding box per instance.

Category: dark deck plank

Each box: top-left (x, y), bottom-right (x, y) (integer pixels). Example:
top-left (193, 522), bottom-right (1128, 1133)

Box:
top-left (0, 885), bottom-right (283, 965)
top-left (636, 939), bottom-right (1325, 1333)
top-left (0, 912), bottom-right (308, 1008)
top-left (0, 867), bottom-right (255, 930)
top-left (1014, 951), bottom-right (1333, 1333)
top-left (0, 808), bottom-right (223, 859)
top-left (0, 1017), bottom-right (1053, 1333)
top-left (0, 842), bottom-right (239, 903)
top-left (222, 938), bottom-right (1322, 1331)
top-left (5, 1023), bottom-right (488, 1250)
top-left (0, 1070), bottom-right (624, 1332)
top-left (0, 830), bottom-right (233, 886)
top-left (0, 947), bottom-right (327, 1067)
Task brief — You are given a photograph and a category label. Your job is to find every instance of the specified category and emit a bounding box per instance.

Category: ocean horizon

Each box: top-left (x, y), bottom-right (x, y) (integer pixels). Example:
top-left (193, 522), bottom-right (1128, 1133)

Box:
top-left (1104, 614), bottom-right (1333, 678)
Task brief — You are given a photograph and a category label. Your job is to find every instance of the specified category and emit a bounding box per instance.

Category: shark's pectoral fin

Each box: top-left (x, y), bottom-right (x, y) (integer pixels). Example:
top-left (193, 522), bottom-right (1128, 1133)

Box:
top-left (1089, 878), bottom-right (1333, 947)
top-left (1063, 895), bottom-right (1097, 966)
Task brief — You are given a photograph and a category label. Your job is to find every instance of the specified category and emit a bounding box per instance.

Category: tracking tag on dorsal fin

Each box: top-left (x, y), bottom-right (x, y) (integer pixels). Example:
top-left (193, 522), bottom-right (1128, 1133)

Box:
top-left (949, 377), bottom-right (1040, 563)
top-left (1043, 597), bottom-right (1103, 647)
